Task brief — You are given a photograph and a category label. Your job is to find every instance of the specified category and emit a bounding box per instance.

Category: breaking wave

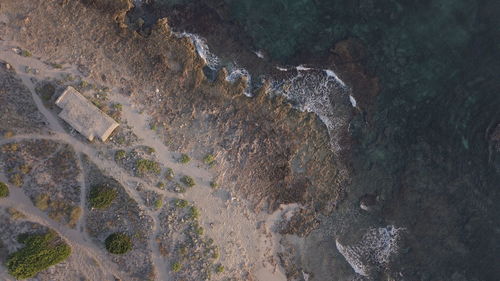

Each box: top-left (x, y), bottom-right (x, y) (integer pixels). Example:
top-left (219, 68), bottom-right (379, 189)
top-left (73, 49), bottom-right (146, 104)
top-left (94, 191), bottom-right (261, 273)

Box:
top-left (336, 225), bottom-right (405, 277)
top-left (171, 28), bottom-right (353, 153)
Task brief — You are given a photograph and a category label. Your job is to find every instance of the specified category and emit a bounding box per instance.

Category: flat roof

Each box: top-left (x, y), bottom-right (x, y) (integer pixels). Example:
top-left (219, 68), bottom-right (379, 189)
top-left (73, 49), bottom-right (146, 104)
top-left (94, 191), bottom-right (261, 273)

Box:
top-left (55, 86), bottom-right (119, 141)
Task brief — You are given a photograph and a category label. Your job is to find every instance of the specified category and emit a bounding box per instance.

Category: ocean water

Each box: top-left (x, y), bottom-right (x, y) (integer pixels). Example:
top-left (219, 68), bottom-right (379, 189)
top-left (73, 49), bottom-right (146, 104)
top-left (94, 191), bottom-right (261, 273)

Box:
top-left (136, 0), bottom-right (500, 279)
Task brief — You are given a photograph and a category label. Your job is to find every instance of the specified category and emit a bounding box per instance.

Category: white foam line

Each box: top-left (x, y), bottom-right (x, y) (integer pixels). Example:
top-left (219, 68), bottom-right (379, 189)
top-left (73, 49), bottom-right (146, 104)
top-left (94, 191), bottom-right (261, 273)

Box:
top-left (324, 69), bottom-right (346, 87)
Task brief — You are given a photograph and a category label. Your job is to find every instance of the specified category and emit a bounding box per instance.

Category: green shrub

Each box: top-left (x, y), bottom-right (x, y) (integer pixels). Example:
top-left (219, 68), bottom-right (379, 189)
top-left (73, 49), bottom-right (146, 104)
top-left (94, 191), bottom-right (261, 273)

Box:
top-left (210, 181), bottom-right (218, 189)
top-left (20, 49), bottom-right (32, 57)
top-left (89, 185), bottom-right (117, 209)
top-left (9, 173), bottom-right (23, 187)
top-left (203, 154), bottom-right (216, 165)
top-left (6, 231), bottom-right (71, 279)
top-left (115, 150), bottom-right (126, 161)
top-left (174, 199), bottom-right (188, 208)
top-left (181, 175), bottom-right (195, 187)
top-left (171, 261), bottom-right (182, 272)
top-left (105, 233), bottom-right (132, 255)
top-left (136, 159), bottom-right (161, 175)
top-left (189, 206), bottom-right (200, 220)
top-left (154, 197), bottom-right (163, 209)
top-left (34, 194), bottom-right (49, 210)
top-left (165, 168), bottom-right (174, 180)
top-left (179, 154), bottom-right (190, 164)
top-left (215, 264), bottom-right (225, 273)
top-left (0, 182), bottom-right (9, 197)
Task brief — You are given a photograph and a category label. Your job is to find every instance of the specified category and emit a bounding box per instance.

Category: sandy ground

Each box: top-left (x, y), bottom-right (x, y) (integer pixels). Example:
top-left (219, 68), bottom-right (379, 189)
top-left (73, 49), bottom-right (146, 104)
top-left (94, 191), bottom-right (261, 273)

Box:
top-left (0, 39), bottom-right (297, 281)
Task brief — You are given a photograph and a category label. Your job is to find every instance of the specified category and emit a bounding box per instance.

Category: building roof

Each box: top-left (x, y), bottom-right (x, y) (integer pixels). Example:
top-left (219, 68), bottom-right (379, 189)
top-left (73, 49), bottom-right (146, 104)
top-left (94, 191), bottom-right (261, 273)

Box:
top-left (55, 86), bottom-right (119, 141)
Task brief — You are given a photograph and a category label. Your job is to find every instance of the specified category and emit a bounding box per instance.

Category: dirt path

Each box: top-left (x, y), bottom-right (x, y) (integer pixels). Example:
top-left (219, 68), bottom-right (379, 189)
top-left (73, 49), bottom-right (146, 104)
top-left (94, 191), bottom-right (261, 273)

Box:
top-left (0, 39), bottom-right (291, 281)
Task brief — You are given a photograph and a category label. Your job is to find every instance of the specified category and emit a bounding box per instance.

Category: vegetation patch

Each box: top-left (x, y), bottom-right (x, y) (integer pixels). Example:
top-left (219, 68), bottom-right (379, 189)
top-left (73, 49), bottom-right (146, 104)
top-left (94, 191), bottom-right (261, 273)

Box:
top-left (6, 231), bottom-right (71, 279)
top-left (0, 182), bottom-right (9, 197)
top-left (136, 158), bottom-right (161, 176)
top-left (89, 185), bottom-right (117, 209)
top-left (105, 232), bottom-right (132, 255)
top-left (174, 199), bottom-right (188, 208)
top-left (203, 154), bottom-right (216, 166)
top-left (181, 175), bottom-right (195, 187)
top-left (179, 153), bottom-right (190, 164)
top-left (215, 264), bottom-right (225, 273)
top-left (9, 173), bottom-right (23, 187)
top-left (114, 149), bottom-right (126, 161)
top-left (165, 168), bottom-right (174, 180)
top-left (188, 206), bottom-right (200, 220)
top-left (171, 261), bottom-right (182, 272)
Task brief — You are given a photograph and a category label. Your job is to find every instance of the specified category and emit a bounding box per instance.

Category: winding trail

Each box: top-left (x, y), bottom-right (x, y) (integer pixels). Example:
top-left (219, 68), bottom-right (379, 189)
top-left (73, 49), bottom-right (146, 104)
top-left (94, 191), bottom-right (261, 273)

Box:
top-left (0, 39), bottom-right (290, 281)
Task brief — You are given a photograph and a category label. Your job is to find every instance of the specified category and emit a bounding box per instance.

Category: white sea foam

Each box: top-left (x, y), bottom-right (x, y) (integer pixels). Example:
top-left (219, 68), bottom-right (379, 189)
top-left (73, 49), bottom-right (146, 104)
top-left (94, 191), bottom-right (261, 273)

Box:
top-left (254, 50), bottom-right (265, 59)
top-left (174, 32), bottom-right (220, 70)
top-left (349, 95), bottom-right (357, 107)
top-left (325, 69), bottom-right (347, 87)
top-left (296, 65), bottom-right (312, 71)
top-left (226, 67), bottom-right (253, 97)
top-left (336, 226), bottom-right (405, 277)
top-left (272, 70), bottom-right (351, 154)
top-left (276, 66), bottom-right (289, 71)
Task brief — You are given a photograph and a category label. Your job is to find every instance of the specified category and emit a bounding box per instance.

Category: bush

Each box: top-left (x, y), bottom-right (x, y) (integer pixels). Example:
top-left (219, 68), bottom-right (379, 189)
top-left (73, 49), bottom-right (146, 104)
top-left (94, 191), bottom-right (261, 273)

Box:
top-left (89, 185), bottom-right (117, 209)
top-left (171, 261), bottom-right (182, 272)
top-left (203, 154), bottom-right (216, 165)
top-left (179, 154), bottom-right (190, 164)
top-left (210, 181), bottom-right (218, 189)
top-left (165, 168), bottom-right (174, 180)
top-left (6, 231), bottom-right (71, 279)
top-left (189, 206), bottom-right (200, 220)
top-left (114, 150), bottom-right (126, 161)
top-left (0, 182), bottom-right (9, 197)
top-left (174, 199), bottom-right (188, 208)
top-left (154, 197), bottom-right (163, 209)
top-left (215, 264), bottom-right (225, 273)
top-left (181, 175), bottom-right (195, 187)
top-left (136, 159), bottom-right (161, 175)
top-left (105, 233), bottom-right (132, 255)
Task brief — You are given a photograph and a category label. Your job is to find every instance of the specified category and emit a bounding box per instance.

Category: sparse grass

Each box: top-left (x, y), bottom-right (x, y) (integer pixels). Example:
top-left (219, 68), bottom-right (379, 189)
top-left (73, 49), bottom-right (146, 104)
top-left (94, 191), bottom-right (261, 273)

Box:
top-left (89, 185), bottom-right (117, 209)
top-left (19, 164), bottom-right (31, 174)
top-left (6, 231), bottom-right (71, 279)
top-left (210, 181), bottom-right (218, 189)
top-left (9, 173), bottom-right (23, 187)
top-left (154, 196), bottom-right (163, 209)
top-left (136, 159), bottom-right (161, 176)
top-left (34, 194), bottom-right (49, 211)
top-left (165, 168), bottom-right (174, 180)
top-left (171, 261), bottom-right (182, 272)
top-left (113, 103), bottom-right (123, 111)
top-left (0, 182), bottom-right (9, 197)
top-left (36, 83), bottom-right (55, 102)
top-left (156, 182), bottom-right (165, 189)
top-left (215, 264), bottom-right (225, 273)
top-left (105, 233), bottom-right (132, 255)
top-left (179, 153), bottom-right (190, 164)
top-left (4, 131), bottom-right (14, 138)
top-left (203, 154), bottom-right (216, 165)
top-left (181, 175), bottom-right (195, 187)
top-left (212, 247), bottom-right (220, 259)
top-left (115, 150), bottom-right (126, 161)
top-left (193, 224), bottom-right (204, 236)
top-left (7, 208), bottom-right (25, 220)
top-left (20, 49), bottom-right (32, 57)
top-left (174, 199), bottom-right (188, 208)
top-left (150, 123), bottom-right (158, 131)
top-left (188, 206), bottom-right (200, 220)
top-left (50, 63), bottom-right (63, 69)
top-left (146, 146), bottom-right (155, 154)
top-left (2, 143), bottom-right (19, 152)
top-left (68, 206), bottom-right (82, 228)
top-left (79, 80), bottom-right (89, 89)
